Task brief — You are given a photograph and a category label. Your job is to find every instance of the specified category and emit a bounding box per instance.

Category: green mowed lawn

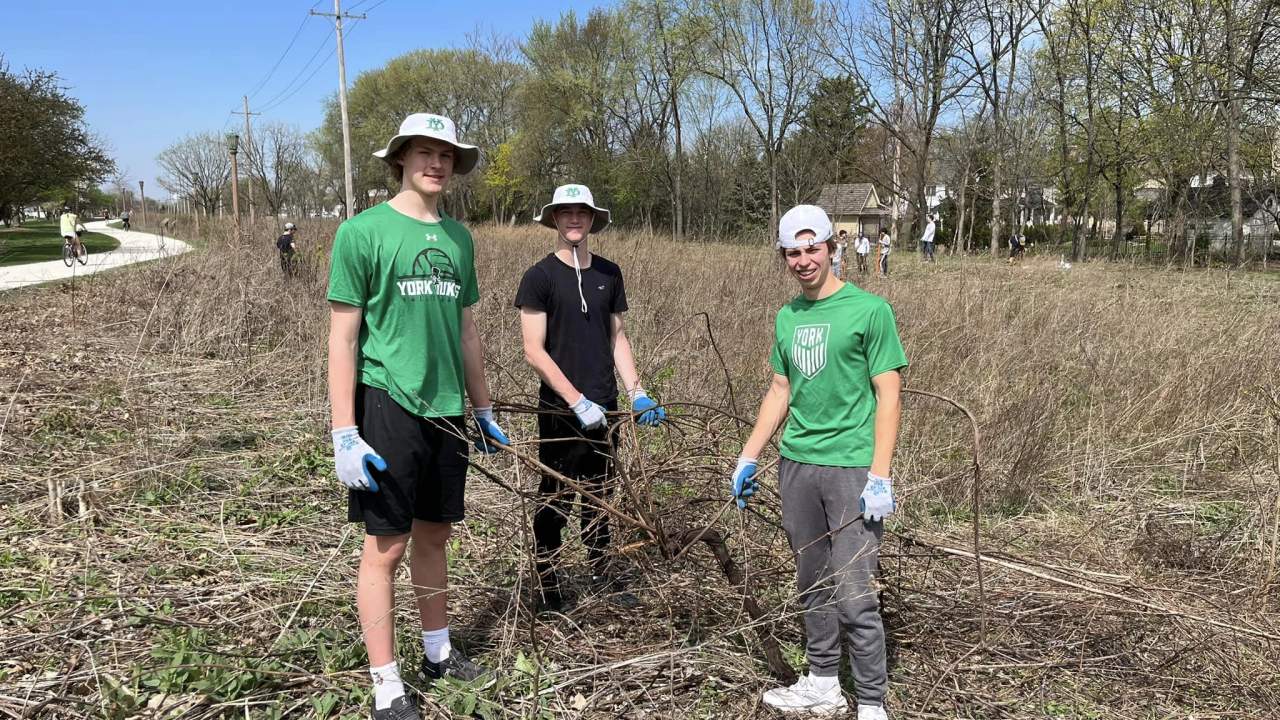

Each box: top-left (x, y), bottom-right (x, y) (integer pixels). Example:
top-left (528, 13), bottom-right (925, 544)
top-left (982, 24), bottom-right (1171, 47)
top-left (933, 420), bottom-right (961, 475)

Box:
top-left (0, 221), bottom-right (120, 266)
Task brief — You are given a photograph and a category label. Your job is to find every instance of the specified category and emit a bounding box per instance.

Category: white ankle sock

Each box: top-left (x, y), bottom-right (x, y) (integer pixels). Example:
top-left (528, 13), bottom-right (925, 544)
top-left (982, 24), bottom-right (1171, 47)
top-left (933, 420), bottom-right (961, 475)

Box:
top-left (422, 627), bottom-right (451, 663)
top-left (808, 673), bottom-right (839, 692)
top-left (369, 661), bottom-right (405, 710)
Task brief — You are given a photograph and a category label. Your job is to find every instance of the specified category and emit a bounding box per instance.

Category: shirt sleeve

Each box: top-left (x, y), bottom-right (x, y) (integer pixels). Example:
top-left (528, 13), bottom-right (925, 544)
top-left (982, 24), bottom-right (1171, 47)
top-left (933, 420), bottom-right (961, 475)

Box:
top-left (326, 221), bottom-right (369, 307)
top-left (769, 312), bottom-right (789, 375)
top-left (864, 301), bottom-right (909, 377)
top-left (514, 266), bottom-right (549, 311)
top-left (611, 266), bottom-right (629, 313)
top-left (461, 231), bottom-right (480, 308)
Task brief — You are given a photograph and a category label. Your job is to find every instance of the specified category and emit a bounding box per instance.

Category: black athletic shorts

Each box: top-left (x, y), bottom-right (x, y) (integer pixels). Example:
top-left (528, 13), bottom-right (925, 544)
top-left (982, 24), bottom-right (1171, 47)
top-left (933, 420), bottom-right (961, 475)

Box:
top-left (348, 384), bottom-right (470, 535)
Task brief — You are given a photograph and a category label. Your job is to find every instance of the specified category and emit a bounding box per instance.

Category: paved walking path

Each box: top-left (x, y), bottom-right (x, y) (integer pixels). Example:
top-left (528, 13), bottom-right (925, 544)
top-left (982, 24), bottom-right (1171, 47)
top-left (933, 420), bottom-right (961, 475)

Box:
top-left (0, 220), bottom-right (193, 292)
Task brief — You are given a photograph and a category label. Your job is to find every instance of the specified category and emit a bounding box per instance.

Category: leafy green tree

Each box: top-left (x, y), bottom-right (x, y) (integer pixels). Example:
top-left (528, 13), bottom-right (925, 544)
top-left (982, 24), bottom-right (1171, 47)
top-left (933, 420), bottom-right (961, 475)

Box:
top-left (316, 47), bottom-right (525, 219)
top-left (0, 60), bottom-right (114, 223)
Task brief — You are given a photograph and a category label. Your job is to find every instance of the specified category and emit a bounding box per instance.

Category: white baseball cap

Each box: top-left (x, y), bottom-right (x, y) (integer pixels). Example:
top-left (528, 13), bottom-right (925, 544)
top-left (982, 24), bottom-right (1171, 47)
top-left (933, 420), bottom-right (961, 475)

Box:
top-left (372, 113), bottom-right (480, 175)
top-left (284, 222), bottom-right (296, 230)
top-left (777, 205), bottom-right (833, 249)
top-left (534, 184), bottom-right (611, 234)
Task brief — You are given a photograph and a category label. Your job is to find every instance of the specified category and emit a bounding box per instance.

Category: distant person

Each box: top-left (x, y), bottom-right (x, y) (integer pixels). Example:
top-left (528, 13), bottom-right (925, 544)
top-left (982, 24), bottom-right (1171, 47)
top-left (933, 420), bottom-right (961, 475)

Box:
top-left (59, 206), bottom-right (83, 257)
top-left (833, 229), bottom-right (848, 279)
top-left (877, 228), bottom-right (892, 277)
top-left (1008, 231), bottom-right (1025, 264)
top-left (855, 230), bottom-right (871, 274)
top-left (277, 222), bottom-right (299, 275)
top-left (121, 210), bottom-right (131, 231)
top-left (920, 214), bottom-right (936, 262)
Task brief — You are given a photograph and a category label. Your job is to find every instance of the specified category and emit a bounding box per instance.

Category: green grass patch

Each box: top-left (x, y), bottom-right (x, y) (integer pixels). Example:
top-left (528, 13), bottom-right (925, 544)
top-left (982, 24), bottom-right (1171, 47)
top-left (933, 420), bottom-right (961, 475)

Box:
top-left (0, 221), bottom-right (120, 266)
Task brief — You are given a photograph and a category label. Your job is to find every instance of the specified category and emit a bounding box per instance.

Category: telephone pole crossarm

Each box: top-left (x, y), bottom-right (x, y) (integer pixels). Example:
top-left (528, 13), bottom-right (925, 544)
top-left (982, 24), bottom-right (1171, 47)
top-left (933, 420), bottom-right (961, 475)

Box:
top-left (310, 1), bottom-right (367, 220)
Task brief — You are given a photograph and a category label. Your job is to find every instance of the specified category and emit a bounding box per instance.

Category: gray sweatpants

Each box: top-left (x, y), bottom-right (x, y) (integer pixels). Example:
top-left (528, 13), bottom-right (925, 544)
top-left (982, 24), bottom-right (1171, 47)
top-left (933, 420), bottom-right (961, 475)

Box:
top-left (779, 459), bottom-right (886, 705)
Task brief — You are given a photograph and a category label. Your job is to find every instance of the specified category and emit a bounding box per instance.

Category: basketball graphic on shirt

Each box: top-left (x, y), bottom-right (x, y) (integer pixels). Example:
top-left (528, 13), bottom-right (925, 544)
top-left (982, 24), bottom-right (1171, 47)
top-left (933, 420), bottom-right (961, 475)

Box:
top-left (792, 324), bottom-right (829, 379)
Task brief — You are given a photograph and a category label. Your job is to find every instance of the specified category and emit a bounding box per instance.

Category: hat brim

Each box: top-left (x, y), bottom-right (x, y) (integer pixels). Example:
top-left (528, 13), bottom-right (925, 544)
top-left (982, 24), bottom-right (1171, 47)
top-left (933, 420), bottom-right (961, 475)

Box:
top-left (373, 134), bottom-right (480, 175)
top-left (534, 202), bottom-right (611, 234)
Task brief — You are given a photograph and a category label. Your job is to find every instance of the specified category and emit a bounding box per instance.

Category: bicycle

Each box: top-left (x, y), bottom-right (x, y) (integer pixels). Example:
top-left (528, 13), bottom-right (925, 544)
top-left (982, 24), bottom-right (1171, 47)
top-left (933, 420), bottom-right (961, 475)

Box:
top-left (62, 234), bottom-right (87, 267)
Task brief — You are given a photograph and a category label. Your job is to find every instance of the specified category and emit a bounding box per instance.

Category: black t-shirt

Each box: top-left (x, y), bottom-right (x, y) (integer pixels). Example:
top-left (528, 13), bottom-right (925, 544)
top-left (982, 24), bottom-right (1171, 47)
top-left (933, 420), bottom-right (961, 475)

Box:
top-left (276, 233), bottom-right (294, 254)
top-left (514, 252), bottom-right (628, 406)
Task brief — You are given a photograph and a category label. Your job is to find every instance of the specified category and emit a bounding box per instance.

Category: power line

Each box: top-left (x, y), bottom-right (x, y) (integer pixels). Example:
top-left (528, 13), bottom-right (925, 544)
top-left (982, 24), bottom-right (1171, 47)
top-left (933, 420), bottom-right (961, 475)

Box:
top-left (246, 11), bottom-right (313, 102)
top-left (254, 24), bottom-right (336, 112)
top-left (256, 46), bottom-right (336, 114)
top-left (256, 19), bottom-right (366, 115)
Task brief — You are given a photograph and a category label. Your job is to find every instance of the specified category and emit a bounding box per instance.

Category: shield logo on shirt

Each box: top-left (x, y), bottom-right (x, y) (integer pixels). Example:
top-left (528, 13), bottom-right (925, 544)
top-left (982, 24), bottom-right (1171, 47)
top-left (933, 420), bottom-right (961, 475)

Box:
top-left (791, 324), bottom-right (829, 379)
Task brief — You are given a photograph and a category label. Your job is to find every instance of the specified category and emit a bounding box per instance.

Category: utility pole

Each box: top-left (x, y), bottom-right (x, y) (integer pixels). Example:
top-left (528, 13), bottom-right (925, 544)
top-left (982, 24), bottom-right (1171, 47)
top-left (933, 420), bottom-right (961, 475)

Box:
top-left (227, 133), bottom-right (242, 240)
top-left (139, 180), bottom-right (147, 227)
top-left (236, 96), bottom-right (261, 227)
top-left (312, 0), bottom-right (366, 220)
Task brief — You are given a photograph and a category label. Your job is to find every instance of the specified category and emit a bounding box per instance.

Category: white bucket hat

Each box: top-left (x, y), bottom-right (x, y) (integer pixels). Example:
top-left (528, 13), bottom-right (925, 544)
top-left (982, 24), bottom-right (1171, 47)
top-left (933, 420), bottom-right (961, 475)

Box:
top-left (777, 205), bottom-right (834, 249)
top-left (372, 113), bottom-right (480, 175)
top-left (534, 184), bottom-right (611, 234)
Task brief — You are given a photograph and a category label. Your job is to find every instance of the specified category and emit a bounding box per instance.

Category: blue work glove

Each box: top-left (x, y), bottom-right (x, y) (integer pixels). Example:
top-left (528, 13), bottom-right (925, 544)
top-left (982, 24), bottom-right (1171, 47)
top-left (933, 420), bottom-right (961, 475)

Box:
top-left (332, 426), bottom-right (385, 492)
top-left (629, 388), bottom-right (666, 427)
top-left (571, 394), bottom-right (607, 430)
top-left (731, 456), bottom-right (758, 510)
top-left (859, 472), bottom-right (896, 522)
top-left (472, 406), bottom-right (509, 454)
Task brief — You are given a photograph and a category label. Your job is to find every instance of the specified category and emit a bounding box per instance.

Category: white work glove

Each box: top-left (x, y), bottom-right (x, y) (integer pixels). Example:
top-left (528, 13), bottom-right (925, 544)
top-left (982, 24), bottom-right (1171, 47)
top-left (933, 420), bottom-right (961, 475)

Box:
top-left (331, 426), bottom-right (386, 492)
top-left (570, 394), bottom-right (607, 430)
top-left (859, 471), bottom-right (895, 522)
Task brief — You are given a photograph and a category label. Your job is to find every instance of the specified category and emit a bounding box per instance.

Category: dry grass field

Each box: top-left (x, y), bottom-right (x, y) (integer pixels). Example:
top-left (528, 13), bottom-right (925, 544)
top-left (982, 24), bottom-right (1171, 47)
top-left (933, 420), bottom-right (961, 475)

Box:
top-left (1, 217), bottom-right (1278, 719)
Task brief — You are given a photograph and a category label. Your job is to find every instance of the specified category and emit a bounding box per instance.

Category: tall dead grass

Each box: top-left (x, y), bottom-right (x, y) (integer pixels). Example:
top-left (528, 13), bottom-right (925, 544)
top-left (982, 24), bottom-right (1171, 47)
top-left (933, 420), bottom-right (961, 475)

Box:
top-left (2, 215), bottom-right (1278, 718)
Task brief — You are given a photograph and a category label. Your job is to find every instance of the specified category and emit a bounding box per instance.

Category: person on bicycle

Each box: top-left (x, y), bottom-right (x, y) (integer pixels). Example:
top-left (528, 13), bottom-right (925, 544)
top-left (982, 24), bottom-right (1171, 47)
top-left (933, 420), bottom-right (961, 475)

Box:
top-left (59, 207), bottom-right (83, 256)
top-left (120, 209), bottom-right (131, 231)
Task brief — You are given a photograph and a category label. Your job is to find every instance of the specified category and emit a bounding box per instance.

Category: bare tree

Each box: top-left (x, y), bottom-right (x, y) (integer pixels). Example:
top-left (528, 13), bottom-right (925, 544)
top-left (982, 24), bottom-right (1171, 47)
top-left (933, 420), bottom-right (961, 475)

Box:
top-left (244, 122), bottom-right (308, 221)
top-left (156, 132), bottom-right (230, 216)
top-left (965, 0), bottom-right (1040, 255)
top-left (626, 0), bottom-right (705, 240)
top-left (827, 0), bottom-right (985, 248)
top-left (702, 0), bottom-right (823, 234)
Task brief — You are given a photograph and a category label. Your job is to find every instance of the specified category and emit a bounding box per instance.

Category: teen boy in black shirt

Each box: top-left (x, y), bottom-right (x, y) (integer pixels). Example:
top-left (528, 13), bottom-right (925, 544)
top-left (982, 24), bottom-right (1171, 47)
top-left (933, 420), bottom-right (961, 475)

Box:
top-left (277, 222), bottom-right (298, 274)
top-left (514, 184), bottom-right (667, 611)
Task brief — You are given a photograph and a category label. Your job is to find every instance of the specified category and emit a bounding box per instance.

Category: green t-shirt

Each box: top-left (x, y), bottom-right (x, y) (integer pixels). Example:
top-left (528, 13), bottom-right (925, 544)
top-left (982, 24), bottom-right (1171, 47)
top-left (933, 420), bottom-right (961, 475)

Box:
top-left (326, 202), bottom-right (480, 418)
top-left (769, 282), bottom-right (908, 467)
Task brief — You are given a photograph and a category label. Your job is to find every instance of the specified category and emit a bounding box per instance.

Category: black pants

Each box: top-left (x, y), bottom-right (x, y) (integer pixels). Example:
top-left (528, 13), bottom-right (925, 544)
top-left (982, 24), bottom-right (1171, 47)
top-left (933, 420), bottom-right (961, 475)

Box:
top-left (534, 397), bottom-right (618, 588)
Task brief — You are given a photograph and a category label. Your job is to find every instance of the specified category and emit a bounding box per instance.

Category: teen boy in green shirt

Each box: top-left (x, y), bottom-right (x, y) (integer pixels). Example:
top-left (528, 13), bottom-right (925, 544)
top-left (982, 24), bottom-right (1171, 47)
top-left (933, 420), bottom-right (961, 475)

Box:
top-left (732, 205), bottom-right (907, 719)
top-left (327, 113), bottom-right (510, 720)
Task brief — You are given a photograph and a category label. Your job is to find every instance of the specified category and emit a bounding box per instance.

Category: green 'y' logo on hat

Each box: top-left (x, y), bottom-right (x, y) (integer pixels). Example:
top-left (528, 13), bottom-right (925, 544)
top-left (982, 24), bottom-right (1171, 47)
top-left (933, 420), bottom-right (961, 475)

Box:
top-left (426, 117), bottom-right (445, 131)
top-left (565, 186), bottom-right (581, 198)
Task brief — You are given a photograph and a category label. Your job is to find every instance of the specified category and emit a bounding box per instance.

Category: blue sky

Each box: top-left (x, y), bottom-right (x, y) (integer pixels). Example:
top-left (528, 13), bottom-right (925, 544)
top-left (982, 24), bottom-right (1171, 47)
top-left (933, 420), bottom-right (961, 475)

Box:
top-left (7, 0), bottom-right (606, 198)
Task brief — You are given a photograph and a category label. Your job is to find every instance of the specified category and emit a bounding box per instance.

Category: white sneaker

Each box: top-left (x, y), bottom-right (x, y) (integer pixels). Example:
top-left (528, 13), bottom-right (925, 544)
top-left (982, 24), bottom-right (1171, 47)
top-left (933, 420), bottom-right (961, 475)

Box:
top-left (857, 705), bottom-right (888, 720)
top-left (761, 674), bottom-right (848, 715)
